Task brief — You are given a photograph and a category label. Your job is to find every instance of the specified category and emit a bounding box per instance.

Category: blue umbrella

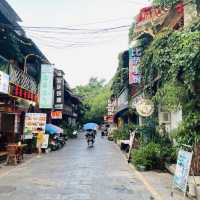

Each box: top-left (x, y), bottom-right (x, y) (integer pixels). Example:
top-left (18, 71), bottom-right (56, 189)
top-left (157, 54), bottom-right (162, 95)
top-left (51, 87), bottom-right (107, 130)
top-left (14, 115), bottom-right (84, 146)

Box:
top-left (45, 124), bottom-right (63, 135)
top-left (83, 123), bottom-right (98, 130)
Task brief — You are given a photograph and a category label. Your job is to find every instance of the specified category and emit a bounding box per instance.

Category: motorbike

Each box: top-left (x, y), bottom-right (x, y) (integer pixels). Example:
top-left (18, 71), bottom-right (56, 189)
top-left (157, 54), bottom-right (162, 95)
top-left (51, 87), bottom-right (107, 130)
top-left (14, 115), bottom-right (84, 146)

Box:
top-left (85, 130), bottom-right (95, 147)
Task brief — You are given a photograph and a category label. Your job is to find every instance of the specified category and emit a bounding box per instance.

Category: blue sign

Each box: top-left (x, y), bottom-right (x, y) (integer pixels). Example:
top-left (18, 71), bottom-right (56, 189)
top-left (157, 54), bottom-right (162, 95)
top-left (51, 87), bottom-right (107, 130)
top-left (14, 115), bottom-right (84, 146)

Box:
top-left (173, 150), bottom-right (193, 192)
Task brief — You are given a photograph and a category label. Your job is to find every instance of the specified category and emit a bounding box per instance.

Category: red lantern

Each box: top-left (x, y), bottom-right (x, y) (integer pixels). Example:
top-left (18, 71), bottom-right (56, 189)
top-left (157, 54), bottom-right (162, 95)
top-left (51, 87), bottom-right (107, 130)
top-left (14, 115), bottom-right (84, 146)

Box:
top-left (24, 90), bottom-right (27, 99)
top-left (28, 91), bottom-right (31, 99)
top-left (19, 87), bottom-right (22, 97)
top-left (15, 85), bottom-right (19, 96)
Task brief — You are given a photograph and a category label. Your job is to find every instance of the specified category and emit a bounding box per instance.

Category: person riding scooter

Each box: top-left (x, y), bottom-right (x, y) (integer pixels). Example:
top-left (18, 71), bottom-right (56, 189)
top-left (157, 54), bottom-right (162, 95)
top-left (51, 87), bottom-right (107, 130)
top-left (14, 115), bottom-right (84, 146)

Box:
top-left (85, 129), bottom-right (95, 147)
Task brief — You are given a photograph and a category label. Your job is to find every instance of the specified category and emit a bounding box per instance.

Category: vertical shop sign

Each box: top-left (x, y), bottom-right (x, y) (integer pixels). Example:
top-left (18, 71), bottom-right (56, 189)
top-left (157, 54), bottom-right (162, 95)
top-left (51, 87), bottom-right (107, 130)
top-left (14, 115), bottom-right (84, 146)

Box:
top-left (129, 46), bottom-right (142, 84)
top-left (39, 64), bottom-right (54, 109)
top-left (54, 69), bottom-right (64, 109)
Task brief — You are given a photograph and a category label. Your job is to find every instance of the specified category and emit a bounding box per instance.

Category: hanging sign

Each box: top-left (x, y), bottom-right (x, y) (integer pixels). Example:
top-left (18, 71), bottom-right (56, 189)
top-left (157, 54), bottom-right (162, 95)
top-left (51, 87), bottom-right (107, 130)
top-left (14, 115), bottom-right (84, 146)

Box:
top-left (129, 46), bottom-right (142, 84)
top-left (136, 98), bottom-right (154, 117)
top-left (173, 150), bottom-right (193, 192)
top-left (39, 64), bottom-right (54, 109)
top-left (0, 71), bottom-right (9, 94)
top-left (51, 111), bottom-right (62, 119)
top-left (24, 113), bottom-right (47, 139)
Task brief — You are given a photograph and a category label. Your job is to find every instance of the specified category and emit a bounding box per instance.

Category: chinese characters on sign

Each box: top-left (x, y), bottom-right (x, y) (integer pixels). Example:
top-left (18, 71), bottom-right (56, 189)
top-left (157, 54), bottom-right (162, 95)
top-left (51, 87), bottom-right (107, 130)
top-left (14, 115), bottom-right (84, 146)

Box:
top-left (24, 113), bottom-right (47, 139)
top-left (51, 111), bottom-right (62, 119)
top-left (0, 71), bottom-right (9, 94)
top-left (129, 46), bottom-right (142, 84)
top-left (39, 64), bottom-right (54, 109)
top-left (54, 69), bottom-right (64, 110)
top-left (173, 150), bottom-right (193, 193)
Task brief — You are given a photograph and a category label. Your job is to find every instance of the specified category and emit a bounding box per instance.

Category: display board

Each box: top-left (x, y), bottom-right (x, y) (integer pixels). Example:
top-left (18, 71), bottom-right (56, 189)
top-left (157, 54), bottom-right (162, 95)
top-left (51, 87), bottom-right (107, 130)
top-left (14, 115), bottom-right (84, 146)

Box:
top-left (24, 113), bottom-right (47, 139)
top-left (173, 149), bottom-right (193, 193)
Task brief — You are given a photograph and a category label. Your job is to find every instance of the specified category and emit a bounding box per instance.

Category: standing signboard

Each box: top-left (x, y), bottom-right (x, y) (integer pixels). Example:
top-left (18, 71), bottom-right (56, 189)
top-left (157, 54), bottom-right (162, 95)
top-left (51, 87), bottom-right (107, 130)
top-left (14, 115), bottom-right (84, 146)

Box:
top-left (54, 69), bottom-right (64, 110)
top-left (128, 131), bottom-right (136, 162)
top-left (41, 134), bottom-right (49, 149)
top-left (24, 113), bottom-right (47, 139)
top-left (173, 149), bottom-right (193, 195)
top-left (0, 71), bottom-right (9, 94)
top-left (39, 64), bottom-right (54, 109)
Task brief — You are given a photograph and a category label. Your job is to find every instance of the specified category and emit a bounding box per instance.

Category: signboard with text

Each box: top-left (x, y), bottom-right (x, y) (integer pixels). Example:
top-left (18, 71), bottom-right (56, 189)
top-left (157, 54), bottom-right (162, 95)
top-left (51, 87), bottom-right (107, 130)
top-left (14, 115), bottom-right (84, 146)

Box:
top-left (39, 64), bottom-right (54, 109)
top-left (0, 71), bottom-right (9, 94)
top-left (51, 111), bottom-right (62, 119)
top-left (24, 113), bottom-right (47, 139)
top-left (129, 47), bottom-right (142, 84)
top-left (54, 69), bottom-right (64, 109)
top-left (173, 150), bottom-right (193, 192)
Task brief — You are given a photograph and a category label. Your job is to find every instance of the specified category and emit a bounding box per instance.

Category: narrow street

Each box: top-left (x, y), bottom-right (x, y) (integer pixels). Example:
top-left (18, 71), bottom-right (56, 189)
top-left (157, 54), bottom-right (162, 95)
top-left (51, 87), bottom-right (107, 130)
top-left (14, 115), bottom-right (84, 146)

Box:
top-left (0, 134), bottom-right (151, 200)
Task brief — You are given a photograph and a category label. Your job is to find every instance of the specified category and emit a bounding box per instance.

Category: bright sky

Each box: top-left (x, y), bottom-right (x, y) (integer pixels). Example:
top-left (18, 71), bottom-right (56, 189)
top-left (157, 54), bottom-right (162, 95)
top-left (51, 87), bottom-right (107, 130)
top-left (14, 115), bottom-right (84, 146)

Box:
top-left (7, 0), bottom-right (150, 88)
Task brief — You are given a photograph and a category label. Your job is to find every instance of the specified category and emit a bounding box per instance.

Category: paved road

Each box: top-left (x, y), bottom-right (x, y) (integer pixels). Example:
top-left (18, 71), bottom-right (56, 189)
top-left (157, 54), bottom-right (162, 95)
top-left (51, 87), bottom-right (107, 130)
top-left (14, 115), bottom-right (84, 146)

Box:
top-left (0, 133), bottom-right (152, 200)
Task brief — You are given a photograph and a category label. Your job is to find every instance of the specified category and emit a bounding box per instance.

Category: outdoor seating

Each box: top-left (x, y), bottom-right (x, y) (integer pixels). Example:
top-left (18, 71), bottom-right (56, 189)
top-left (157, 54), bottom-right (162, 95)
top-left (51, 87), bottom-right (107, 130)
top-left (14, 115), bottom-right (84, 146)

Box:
top-left (6, 144), bottom-right (25, 165)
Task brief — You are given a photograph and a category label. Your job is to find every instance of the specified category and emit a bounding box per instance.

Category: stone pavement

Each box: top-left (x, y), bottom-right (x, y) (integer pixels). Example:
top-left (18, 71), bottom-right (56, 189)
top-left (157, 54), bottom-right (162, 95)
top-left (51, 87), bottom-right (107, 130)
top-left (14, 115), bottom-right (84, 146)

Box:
top-left (0, 133), bottom-right (153, 200)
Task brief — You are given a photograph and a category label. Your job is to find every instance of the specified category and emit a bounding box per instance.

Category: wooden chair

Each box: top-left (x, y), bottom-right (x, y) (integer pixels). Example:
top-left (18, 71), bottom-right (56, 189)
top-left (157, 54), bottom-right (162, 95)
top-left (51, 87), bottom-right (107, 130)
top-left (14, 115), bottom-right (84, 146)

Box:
top-left (6, 145), bottom-right (18, 165)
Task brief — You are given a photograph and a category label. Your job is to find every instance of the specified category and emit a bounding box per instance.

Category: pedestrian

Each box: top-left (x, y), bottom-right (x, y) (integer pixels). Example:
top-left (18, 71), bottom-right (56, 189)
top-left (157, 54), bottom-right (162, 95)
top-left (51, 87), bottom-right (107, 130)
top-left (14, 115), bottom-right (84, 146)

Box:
top-left (36, 127), bottom-right (45, 156)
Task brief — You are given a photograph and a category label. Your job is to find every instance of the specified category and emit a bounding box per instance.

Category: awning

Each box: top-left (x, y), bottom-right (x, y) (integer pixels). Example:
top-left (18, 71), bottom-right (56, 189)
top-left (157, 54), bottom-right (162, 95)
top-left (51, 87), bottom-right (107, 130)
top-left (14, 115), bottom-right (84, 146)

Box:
top-left (45, 123), bottom-right (63, 135)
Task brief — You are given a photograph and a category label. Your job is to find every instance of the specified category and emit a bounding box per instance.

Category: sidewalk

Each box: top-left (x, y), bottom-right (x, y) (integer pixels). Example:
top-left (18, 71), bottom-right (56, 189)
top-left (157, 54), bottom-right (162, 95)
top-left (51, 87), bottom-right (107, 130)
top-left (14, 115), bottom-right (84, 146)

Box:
top-left (0, 153), bottom-right (36, 178)
top-left (115, 142), bottom-right (192, 200)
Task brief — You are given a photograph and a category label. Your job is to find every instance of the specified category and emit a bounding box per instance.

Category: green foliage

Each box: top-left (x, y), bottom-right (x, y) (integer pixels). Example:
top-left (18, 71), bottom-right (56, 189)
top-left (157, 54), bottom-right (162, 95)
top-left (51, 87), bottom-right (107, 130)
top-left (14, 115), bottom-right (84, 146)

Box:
top-left (132, 141), bottom-right (177, 170)
top-left (74, 77), bottom-right (111, 124)
top-left (153, 82), bottom-right (185, 111)
top-left (140, 23), bottom-right (200, 146)
top-left (172, 111), bottom-right (200, 146)
top-left (63, 126), bottom-right (76, 139)
top-left (111, 51), bottom-right (129, 97)
top-left (128, 22), bottom-right (136, 43)
top-left (112, 123), bottom-right (136, 141)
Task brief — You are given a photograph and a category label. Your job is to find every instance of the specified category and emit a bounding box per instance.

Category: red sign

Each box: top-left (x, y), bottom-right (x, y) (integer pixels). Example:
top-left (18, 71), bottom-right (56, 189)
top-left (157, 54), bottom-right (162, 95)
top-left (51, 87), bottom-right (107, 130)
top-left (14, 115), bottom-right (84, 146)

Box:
top-left (136, 3), bottom-right (184, 27)
top-left (51, 111), bottom-right (62, 119)
top-left (104, 115), bottom-right (113, 123)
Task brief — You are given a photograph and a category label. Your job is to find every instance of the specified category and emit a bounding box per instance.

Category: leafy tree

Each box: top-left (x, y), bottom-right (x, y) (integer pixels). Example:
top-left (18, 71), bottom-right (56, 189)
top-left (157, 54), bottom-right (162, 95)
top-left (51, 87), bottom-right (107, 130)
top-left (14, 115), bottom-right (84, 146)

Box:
top-left (74, 77), bottom-right (111, 124)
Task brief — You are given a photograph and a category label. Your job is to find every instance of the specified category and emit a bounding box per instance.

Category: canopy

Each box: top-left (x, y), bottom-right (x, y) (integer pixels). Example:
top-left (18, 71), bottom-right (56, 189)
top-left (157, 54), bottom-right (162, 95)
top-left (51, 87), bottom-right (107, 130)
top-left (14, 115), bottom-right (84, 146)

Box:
top-left (45, 124), bottom-right (64, 135)
top-left (83, 123), bottom-right (98, 130)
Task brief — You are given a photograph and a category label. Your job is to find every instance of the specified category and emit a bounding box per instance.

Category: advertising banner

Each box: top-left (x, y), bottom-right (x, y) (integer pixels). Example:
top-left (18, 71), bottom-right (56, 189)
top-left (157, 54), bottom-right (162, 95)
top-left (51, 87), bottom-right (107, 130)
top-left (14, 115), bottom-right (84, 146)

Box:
top-left (24, 113), bottom-right (47, 139)
top-left (39, 64), bottom-right (54, 109)
top-left (0, 71), bottom-right (9, 94)
top-left (173, 150), bottom-right (193, 192)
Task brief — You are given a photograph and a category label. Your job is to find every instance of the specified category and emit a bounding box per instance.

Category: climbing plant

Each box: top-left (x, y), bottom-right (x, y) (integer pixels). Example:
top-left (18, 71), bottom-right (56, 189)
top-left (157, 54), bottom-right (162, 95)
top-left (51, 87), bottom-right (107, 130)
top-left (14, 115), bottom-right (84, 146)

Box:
top-left (111, 51), bottom-right (129, 97)
top-left (139, 23), bottom-right (200, 146)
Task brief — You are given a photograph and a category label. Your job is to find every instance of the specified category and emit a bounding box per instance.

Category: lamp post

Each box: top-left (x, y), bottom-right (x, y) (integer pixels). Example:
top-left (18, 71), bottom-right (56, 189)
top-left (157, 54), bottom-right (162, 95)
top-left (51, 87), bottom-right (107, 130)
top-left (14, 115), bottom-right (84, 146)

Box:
top-left (23, 53), bottom-right (48, 73)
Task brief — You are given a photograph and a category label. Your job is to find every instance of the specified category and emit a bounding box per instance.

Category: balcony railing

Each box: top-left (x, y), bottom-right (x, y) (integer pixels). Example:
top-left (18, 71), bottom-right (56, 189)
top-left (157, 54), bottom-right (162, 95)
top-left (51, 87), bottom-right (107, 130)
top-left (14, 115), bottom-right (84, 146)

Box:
top-left (9, 64), bottom-right (37, 93)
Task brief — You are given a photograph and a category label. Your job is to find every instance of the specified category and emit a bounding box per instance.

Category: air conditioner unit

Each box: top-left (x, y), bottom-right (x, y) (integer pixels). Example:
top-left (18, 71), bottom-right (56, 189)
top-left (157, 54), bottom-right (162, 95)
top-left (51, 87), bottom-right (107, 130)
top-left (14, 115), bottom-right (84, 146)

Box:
top-left (159, 112), bottom-right (171, 123)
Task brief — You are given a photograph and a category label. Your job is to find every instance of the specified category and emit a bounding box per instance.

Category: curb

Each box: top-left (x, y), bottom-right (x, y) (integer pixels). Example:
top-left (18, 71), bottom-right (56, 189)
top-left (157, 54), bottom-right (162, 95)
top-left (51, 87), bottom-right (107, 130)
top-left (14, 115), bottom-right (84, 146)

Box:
top-left (113, 142), bottom-right (163, 200)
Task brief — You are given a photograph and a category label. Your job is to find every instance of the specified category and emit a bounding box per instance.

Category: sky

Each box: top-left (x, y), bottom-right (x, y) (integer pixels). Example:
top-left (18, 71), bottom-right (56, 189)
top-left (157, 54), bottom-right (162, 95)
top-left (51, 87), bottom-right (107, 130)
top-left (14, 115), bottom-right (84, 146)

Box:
top-left (7, 0), bottom-right (150, 88)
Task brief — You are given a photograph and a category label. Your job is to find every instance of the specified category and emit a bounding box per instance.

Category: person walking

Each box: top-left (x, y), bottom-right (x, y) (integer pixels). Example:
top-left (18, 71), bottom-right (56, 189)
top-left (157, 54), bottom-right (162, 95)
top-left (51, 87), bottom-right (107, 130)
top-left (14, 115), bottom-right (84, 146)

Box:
top-left (36, 127), bottom-right (45, 156)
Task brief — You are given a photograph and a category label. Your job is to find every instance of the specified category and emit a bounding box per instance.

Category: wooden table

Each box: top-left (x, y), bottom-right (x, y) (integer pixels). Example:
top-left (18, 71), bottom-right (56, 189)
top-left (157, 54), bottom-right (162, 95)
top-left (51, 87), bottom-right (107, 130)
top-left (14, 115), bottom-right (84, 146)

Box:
top-left (6, 144), bottom-right (27, 165)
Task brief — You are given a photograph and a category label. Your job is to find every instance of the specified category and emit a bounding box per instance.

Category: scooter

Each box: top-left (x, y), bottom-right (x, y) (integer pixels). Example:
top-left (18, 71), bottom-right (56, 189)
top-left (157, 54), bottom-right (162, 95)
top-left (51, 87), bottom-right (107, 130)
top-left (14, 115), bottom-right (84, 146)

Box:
top-left (85, 130), bottom-right (95, 147)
